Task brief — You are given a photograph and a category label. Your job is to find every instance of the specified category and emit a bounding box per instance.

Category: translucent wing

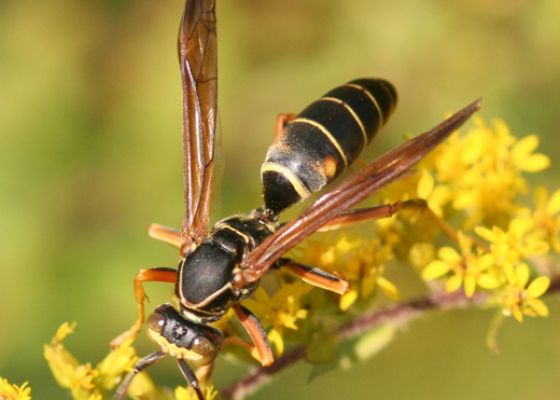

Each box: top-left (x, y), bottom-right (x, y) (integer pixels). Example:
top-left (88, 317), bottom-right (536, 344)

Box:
top-left (178, 0), bottom-right (217, 251)
top-left (241, 99), bottom-right (482, 282)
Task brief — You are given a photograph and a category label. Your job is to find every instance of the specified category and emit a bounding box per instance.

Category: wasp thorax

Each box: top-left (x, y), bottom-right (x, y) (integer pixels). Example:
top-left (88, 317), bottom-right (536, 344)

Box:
top-left (147, 304), bottom-right (223, 366)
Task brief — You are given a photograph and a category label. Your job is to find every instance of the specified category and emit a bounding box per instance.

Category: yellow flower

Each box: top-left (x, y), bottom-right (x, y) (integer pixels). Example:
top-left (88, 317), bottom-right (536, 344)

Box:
top-left (338, 236), bottom-right (400, 310)
top-left (432, 130), bottom-right (473, 183)
top-left (500, 263), bottom-right (550, 322)
top-left (244, 282), bottom-right (311, 355)
top-left (44, 322), bottom-right (161, 400)
top-left (43, 322), bottom-right (100, 400)
top-left (0, 378), bottom-right (32, 400)
top-left (510, 135), bottom-right (550, 172)
top-left (519, 186), bottom-right (560, 252)
top-left (416, 169), bottom-right (451, 217)
top-left (96, 338), bottom-right (137, 390)
top-left (296, 234), bottom-right (361, 271)
top-left (296, 233), bottom-right (399, 311)
top-left (431, 118), bottom-right (549, 229)
top-left (378, 164), bottom-right (451, 219)
top-left (422, 232), bottom-right (497, 297)
top-left (475, 218), bottom-right (549, 266)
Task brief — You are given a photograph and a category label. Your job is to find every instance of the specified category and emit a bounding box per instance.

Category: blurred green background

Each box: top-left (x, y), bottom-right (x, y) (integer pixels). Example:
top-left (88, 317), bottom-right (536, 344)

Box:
top-left (1, 0), bottom-right (559, 398)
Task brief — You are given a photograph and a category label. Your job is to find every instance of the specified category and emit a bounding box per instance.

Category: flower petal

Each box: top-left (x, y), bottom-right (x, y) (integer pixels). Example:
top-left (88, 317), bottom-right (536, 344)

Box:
top-left (422, 261), bottom-right (450, 280)
top-left (417, 170), bottom-right (434, 199)
top-left (439, 247), bottom-right (461, 263)
top-left (529, 299), bottom-right (549, 317)
top-left (546, 189), bottom-right (560, 215)
top-left (517, 154), bottom-right (550, 172)
top-left (523, 239), bottom-right (549, 256)
top-left (527, 276), bottom-right (550, 298)
top-left (478, 253), bottom-right (495, 270)
top-left (477, 273), bottom-right (501, 289)
top-left (512, 308), bottom-right (524, 322)
top-left (515, 263), bottom-right (530, 287)
top-left (503, 262), bottom-right (515, 284)
top-left (339, 289), bottom-right (358, 311)
top-left (445, 275), bottom-right (463, 292)
top-left (377, 277), bottom-right (400, 301)
top-left (512, 135), bottom-right (538, 157)
top-left (268, 328), bottom-right (284, 355)
top-left (475, 226), bottom-right (496, 242)
top-left (464, 275), bottom-right (477, 297)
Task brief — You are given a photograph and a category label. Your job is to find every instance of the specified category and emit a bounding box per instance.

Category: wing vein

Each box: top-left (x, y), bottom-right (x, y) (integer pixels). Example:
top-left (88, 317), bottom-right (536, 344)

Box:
top-left (179, 0), bottom-right (217, 250)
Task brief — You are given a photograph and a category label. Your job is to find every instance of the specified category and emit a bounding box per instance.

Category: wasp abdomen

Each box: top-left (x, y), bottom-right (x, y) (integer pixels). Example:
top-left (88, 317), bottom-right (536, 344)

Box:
top-left (261, 78), bottom-right (397, 213)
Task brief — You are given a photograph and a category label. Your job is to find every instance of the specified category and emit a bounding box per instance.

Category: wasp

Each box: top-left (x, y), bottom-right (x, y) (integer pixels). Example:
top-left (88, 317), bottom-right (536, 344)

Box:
top-left (112, 0), bottom-right (480, 399)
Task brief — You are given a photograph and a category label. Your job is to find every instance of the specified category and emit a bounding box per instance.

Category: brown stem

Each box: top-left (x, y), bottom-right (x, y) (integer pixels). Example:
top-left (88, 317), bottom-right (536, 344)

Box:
top-left (221, 276), bottom-right (560, 400)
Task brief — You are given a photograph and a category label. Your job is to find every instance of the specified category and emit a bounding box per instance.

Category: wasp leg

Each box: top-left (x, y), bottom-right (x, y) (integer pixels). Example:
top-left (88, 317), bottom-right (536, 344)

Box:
top-left (318, 199), bottom-right (458, 241)
top-left (148, 223), bottom-right (182, 248)
top-left (318, 200), bottom-right (412, 231)
top-left (195, 363), bottom-right (214, 387)
top-left (277, 258), bottom-right (350, 295)
top-left (223, 336), bottom-right (255, 354)
top-left (222, 336), bottom-right (274, 366)
top-left (233, 304), bottom-right (274, 367)
top-left (111, 267), bottom-right (177, 348)
top-left (274, 113), bottom-right (297, 140)
top-left (114, 351), bottom-right (166, 400)
top-left (178, 359), bottom-right (204, 400)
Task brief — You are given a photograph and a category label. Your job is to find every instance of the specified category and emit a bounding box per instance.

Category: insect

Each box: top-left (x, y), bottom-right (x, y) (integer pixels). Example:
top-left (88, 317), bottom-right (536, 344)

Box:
top-left (112, 0), bottom-right (480, 399)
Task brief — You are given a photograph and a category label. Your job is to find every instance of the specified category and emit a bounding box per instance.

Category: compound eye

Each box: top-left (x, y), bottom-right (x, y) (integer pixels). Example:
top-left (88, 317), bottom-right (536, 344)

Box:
top-left (147, 312), bottom-right (166, 334)
top-left (191, 335), bottom-right (218, 366)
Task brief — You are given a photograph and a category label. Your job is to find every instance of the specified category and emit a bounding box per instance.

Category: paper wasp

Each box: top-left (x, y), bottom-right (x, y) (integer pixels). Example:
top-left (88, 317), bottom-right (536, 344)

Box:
top-left (112, 0), bottom-right (480, 398)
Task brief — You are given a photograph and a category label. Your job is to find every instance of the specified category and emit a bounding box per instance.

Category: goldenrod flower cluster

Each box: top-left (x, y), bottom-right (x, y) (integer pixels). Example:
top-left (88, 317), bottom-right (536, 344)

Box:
top-left (0, 377), bottom-right (31, 400)
top-left (42, 117), bottom-right (557, 399)
top-left (242, 117), bottom-right (556, 363)
top-left (414, 118), bottom-right (554, 321)
top-left (42, 322), bottom-right (214, 400)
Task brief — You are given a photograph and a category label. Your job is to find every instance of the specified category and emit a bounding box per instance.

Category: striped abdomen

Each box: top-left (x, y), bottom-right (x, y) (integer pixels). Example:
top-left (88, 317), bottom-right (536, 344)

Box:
top-left (261, 78), bottom-right (397, 213)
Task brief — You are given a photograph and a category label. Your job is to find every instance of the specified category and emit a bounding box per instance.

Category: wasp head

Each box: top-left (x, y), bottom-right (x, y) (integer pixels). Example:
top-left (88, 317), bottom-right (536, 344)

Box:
top-left (146, 304), bottom-right (223, 366)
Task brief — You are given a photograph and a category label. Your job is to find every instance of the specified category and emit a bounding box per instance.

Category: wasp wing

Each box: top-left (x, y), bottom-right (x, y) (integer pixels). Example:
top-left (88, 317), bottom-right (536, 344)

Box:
top-left (178, 0), bottom-right (217, 251)
top-left (241, 99), bottom-right (481, 282)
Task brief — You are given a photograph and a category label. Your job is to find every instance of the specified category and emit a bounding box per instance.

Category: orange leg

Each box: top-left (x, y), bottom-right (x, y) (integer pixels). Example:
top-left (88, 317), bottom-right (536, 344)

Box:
top-left (318, 202), bottom-right (407, 232)
top-left (148, 223), bottom-right (182, 248)
top-left (274, 113), bottom-right (297, 140)
top-left (222, 336), bottom-right (261, 362)
top-left (233, 304), bottom-right (274, 367)
top-left (111, 267), bottom-right (177, 348)
top-left (195, 363), bottom-right (214, 387)
top-left (318, 199), bottom-right (458, 241)
top-left (278, 258), bottom-right (350, 295)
